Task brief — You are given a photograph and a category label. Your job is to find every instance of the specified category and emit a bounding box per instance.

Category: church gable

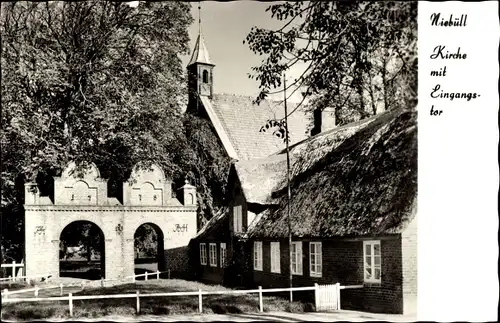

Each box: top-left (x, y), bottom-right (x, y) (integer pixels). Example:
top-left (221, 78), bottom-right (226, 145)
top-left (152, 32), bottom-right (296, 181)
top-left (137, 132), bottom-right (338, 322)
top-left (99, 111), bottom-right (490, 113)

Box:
top-left (206, 93), bottom-right (312, 160)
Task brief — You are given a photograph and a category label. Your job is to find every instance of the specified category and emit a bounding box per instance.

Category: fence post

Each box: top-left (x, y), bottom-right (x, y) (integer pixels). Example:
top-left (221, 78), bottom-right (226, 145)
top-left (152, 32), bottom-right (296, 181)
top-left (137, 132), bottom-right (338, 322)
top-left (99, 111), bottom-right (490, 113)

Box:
top-left (8, 275), bottom-right (11, 287)
top-left (336, 282), bottom-right (341, 310)
top-left (136, 290), bottom-right (140, 314)
top-left (12, 261), bottom-right (15, 282)
top-left (101, 278), bottom-right (104, 287)
top-left (168, 269), bottom-right (170, 279)
top-left (34, 286), bottom-right (39, 297)
top-left (60, 283), bottom-right (63, 296)
top-left (3, 289), bottom-right (8, 299)
top-left (314, 283), bottom-right (319, 311)
top-left (198, 289), bottom-right (203, 313)
top-left (156, 270), bottom-right (159, 280)
top-left (258, 286), bottom-right (263, 312)
top-left (145, 272), bottom-right (148, 281)
top-left (69, 293), bottom-right (73, 317)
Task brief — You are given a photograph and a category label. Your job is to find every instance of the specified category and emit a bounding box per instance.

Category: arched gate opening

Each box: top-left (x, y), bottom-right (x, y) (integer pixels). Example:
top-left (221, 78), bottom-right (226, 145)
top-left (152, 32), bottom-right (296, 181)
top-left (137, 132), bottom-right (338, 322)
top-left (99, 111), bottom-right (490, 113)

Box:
top-left (59, 221), bottom-right (105, 280)
top-left (134, 223), bottom-right (165, 279)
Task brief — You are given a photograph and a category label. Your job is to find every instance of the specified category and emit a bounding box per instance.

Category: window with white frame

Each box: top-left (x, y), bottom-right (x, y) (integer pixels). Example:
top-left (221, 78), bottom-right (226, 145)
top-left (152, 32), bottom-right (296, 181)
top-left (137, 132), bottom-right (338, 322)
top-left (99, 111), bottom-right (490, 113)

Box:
top-left (270, 242), bottom-right (280, 273)
top-left (309, 242), bottom-right (322, 277)
top-left (233, 205), bottom-right (243, 233)
top-left (253, 241), bottom-right (263, 270)
top-left (291, 241), bottom-right (303, 275)
top-left (200, 243), bottom-right (207, 265)
top-left (209, 243), bottom-right (217, 267)
top-left (363, 240), bottom-right (381, 283)
top-left (220, 243), bottom-right (227, 267)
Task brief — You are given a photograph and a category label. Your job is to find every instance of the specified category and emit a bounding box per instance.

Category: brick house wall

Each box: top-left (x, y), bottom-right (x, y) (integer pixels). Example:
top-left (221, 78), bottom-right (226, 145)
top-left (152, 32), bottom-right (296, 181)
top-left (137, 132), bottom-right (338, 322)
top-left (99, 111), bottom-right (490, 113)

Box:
top-left (195, 240), bottom-right (226, 285)
top-left (246, 236), bottom-right (405, 314)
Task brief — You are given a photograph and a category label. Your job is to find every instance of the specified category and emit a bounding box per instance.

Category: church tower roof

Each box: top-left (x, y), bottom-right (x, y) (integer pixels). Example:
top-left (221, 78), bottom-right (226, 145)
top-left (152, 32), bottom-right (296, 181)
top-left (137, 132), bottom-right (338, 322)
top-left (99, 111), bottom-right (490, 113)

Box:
top-left (188, 3), bottom-right (213, 67)
top-left (188, 33), bottom-right (213, 66)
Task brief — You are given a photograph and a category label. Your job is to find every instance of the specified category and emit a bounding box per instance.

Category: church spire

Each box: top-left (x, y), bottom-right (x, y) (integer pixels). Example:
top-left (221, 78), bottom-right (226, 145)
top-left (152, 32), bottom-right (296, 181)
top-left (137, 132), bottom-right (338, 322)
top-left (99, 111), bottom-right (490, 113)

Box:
top-left (188, 2), bottom-right (213, 66)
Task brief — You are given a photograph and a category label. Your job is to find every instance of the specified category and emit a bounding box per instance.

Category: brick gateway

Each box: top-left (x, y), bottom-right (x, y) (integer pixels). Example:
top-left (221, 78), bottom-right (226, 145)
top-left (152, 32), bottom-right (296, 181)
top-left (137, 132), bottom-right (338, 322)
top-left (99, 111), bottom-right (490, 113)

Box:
top-left (24, 162), bottom-right (197, 281)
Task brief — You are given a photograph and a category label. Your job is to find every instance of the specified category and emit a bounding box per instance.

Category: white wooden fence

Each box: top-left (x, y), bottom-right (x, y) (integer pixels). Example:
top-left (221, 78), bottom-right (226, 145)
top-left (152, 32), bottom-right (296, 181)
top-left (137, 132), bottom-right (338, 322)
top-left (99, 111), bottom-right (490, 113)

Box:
top-left (2, 282), bottom-right (363, 317)
top-left (1, 270), bottom-right (169, 298)
top-left (1, 261), bottom-right (24, 281)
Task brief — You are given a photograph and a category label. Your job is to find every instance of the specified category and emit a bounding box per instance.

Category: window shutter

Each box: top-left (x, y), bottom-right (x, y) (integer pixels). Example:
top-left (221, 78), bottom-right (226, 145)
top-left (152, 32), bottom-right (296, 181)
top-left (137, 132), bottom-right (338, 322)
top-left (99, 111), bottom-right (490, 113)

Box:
top-left (298, 242), bottom-right (303, 275)
top-left (233, 206), bottom-right (238, 232)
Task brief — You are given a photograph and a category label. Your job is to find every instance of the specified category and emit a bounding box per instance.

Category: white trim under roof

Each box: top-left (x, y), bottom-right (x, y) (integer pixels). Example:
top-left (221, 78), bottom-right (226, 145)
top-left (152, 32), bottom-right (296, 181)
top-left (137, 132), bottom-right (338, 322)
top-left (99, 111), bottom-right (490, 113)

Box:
top-left (200, 95), bottom-right (239, 159)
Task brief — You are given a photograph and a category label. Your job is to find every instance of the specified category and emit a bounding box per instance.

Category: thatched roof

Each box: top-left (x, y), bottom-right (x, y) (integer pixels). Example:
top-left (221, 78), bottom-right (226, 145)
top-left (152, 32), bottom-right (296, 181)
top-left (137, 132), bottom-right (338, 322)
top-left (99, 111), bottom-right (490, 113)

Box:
top-left (194, 206), bottom-right (229, 240)
top-left (234, 154), bottom-right (287, 205)
top-left (234, 110), bottom-right (381, 206)
top-left (246, 108), bottom-right (417, 238)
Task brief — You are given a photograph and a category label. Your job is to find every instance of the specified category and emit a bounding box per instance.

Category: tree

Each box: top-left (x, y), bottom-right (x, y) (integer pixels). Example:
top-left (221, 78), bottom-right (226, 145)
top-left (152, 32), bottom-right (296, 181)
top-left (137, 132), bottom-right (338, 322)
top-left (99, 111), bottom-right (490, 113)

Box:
top-left (134, 224), bottom-right (158, 258)
top-left (181, 114), bottom-right (232, 227)
top-left (59, 221), bottom-right (103, 261)
top-left (1, 1), bottom-right (193, 259)
top-left (244, 1), bottom-right (417, 128)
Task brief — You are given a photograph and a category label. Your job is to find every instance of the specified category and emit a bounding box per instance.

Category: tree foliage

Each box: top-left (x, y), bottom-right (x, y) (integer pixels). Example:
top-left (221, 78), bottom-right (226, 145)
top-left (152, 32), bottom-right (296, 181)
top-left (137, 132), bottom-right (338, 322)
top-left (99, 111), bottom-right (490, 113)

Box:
top-left (59, 221), bottom-right (103, 261)
top-left (181, 114), bottom-right (232, 227)
top-left (134, 224), bottom-right (158, 258)
top-left (245, 1), bottom-right (417, 130)
top-left (0, 1), bottom-right (193, 260)
top-left (1, 1), bottom-right (193, 201)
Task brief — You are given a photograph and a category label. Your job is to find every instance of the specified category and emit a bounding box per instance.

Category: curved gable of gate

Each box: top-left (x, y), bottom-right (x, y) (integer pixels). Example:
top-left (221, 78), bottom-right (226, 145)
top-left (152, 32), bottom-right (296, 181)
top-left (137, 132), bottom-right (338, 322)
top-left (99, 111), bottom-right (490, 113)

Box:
top-left (124, 163), bottom-right (173, 206)
top-left (53, 162), bottom-right (107, 205)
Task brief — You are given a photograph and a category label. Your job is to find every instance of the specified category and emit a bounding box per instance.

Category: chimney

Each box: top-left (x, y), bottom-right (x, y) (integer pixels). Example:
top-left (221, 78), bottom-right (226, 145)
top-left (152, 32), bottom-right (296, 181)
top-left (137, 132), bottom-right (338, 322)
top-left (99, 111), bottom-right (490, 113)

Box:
top-left (311, 107), bottom-right (336, 136)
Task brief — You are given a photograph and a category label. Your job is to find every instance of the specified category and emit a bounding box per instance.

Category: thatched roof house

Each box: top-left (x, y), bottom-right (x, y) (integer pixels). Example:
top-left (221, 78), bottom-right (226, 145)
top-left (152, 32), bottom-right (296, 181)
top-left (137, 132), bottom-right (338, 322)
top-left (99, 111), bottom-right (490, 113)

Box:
top-left (242, 107), bottom-right (417, 238)
top-left (191, 107), bottom-right (417, 315)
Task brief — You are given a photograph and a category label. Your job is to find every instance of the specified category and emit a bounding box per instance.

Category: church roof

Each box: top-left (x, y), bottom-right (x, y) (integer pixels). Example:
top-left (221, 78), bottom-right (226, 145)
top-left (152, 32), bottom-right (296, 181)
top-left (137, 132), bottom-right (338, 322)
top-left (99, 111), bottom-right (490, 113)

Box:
top-left (201, 93), bottom-right (312, 160)
top-left (188, 33), bottom-right (213, 66)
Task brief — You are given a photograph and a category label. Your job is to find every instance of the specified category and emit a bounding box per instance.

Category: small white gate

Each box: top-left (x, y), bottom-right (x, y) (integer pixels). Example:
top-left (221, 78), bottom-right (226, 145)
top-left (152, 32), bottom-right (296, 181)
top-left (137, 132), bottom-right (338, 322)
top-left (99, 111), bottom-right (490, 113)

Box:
top-left (315, 283), bottom-right (341, 311)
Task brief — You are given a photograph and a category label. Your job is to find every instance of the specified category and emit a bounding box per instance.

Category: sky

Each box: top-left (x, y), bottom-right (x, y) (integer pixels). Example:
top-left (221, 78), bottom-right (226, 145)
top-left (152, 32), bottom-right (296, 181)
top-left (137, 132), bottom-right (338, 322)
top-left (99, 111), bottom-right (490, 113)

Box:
top-left (179, 1), bottom-right (306, 102)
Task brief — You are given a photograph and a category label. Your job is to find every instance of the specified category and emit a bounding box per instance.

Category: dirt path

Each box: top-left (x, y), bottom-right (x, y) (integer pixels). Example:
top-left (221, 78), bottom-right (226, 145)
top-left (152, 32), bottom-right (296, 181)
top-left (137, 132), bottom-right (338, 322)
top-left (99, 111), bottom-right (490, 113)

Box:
top-left (4, 311), bottom-right (416, 322)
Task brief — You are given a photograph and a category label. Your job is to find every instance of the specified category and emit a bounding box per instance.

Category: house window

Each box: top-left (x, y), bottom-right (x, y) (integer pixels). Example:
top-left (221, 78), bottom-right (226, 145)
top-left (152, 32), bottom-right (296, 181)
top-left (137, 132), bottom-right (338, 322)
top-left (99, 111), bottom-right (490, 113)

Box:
top-left (291, 241), bottom-right (303, 275)
top-left (202, 70), bottom-right (209, 83)
top-left (200, 243), bottom-right (207, 265)
top-left (363, 240), bottom-right (381, 283)
top-left (253, 241), bottom-right (263, 271)
top-left (209, 243), bottom-right (217, 267)
top-left (310, 242), bottom-right (322, 277)
top-left (270, 242), bottom-right (280, 273)
top-left (233, 205), bottom-right (243, 233)
top-left (220, 243), bottom-right (227, 267)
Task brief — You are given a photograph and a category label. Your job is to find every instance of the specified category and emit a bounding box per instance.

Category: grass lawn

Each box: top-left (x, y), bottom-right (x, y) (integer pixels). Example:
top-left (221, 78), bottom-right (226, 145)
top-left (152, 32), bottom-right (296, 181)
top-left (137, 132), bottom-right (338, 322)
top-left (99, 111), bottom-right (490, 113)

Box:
top-left (0, 281), bottom-right (30, 292)
top-left (1, 279), bottom-right (314, 320)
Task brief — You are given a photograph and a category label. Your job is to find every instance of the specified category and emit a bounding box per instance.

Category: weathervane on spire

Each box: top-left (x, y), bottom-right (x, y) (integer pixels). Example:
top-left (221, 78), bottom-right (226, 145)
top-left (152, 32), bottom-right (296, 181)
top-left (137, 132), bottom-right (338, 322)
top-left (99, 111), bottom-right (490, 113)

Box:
top-left (198, 1), bottom-right (202, 35)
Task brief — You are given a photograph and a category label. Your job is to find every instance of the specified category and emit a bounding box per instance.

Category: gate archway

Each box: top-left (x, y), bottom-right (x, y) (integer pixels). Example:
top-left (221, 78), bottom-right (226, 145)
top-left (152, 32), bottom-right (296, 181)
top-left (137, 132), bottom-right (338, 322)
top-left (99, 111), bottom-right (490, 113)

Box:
top-left (134, 223), bottom-right (165, 278)
top-left (59, 220), bottom-right (105, 280)
top-left (24, 161), bottom-right (198, 281)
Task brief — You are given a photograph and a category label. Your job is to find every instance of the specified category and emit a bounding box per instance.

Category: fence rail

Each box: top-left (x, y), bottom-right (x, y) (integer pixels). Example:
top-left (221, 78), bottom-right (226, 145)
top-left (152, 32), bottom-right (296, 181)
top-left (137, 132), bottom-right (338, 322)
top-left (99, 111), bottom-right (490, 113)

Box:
top-left (2, 269), bottom-right (170, 297)
top-left (1, 261), bottom-right (25, 282)
top-left (1, 282), bottom-right (362, 317)
top-left (0, 274), bottom-right (51, 282)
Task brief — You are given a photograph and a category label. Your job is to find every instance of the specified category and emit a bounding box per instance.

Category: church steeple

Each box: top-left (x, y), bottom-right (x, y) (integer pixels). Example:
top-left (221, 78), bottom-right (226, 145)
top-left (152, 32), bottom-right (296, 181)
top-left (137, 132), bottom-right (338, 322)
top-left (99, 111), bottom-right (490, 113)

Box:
top-left (187, 2), bottom-right (214, 106)
top-left (187, 33), bottom-right (212, 67)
